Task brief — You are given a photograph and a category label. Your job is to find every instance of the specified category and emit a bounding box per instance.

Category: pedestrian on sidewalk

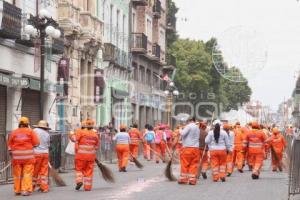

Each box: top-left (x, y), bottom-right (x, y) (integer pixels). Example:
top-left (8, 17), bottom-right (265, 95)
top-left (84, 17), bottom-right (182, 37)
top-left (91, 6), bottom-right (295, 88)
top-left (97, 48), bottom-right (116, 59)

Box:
top-left (33, 120), bottom-right (51, 193)
top-left (223, 123), bottom-right (234, 177)
top-left (205, 120), bottom-right (231, 182)
top-left (142, 124), bottom-right (150, 159)
top-left (155, 125), bottom-right (167, 164)
top-left (178, 117), bottom-right (200, 185)
top-left (243, 122), bottom-right (267, 179)
top-left (8, 117), bottom-right (40, 196)
top-left (114, 124), bottom-right (131, 172)
top-left (232, 122), bottom-right (246, 173)
top-left (71, 119), bottom-right (100, 191)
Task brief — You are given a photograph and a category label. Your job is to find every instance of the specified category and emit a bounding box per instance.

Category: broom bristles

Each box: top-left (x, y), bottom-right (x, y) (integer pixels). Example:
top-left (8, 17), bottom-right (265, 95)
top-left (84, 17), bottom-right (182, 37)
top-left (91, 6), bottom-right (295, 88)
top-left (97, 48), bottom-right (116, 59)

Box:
top-left (95, 159), bottom-right (115, 183)
top-left (48, 164), bottom-right (66, 187)
top-left (270, 146), bottom-right (285, 170)
top-left (164, 160), bottom-right (177, 182)
top-left (132, 157), bottom-right (144, 169)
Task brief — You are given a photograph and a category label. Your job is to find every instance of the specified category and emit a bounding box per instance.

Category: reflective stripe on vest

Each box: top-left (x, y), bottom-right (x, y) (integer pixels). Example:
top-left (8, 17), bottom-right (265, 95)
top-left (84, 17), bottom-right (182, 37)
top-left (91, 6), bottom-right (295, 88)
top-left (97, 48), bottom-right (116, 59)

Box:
top-left (248, 142), bottom-right (263, 148)
top-left (78, 144), bottom-right (96, 154)
top-left (12, 149), bottom-right (34, 160)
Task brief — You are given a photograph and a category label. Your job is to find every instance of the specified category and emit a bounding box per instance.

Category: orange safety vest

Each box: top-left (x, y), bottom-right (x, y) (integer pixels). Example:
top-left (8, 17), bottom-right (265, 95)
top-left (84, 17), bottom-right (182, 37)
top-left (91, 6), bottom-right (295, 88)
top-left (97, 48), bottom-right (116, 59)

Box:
top-left (75, 129), bottom-right (99, 161)
top-left (8, 127), bottom-right (40, 165)
top-left (233, 127), bottom-right (245, 151)
top-left (244, 129), bottom-right (267, 154)
top-left (270, 133), bottom-right (287, 153)
top-left (128, 128), bottom-right (141, 145)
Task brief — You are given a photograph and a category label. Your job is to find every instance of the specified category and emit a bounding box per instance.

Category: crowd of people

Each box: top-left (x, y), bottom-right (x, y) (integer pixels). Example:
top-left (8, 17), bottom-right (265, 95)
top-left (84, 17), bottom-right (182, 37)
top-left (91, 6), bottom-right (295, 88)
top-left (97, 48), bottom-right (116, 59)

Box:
top-left (6, 116), bottom-right (289, 196)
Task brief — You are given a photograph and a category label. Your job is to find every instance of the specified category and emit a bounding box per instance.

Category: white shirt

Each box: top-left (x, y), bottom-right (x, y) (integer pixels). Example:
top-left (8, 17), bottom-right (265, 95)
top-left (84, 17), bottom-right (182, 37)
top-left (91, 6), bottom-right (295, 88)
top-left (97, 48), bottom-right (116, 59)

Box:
top-left (180, 122), bottom-right (200, 148)
top-left (205, 130), bottom-right (230, 151)
top-left (113, 132), bottom-right (131, 144)
top-left (34, 128), bottom-right (50, 154)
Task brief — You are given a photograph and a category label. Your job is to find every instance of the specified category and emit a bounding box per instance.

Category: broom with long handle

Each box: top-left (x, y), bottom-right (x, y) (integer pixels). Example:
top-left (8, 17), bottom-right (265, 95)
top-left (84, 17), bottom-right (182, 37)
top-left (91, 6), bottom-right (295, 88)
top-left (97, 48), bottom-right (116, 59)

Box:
top-left (95, 159), bottom-right (115, 183)
top-left (270, 145), bottom-right (285, 171)
top-left (196, 144), bottom-right (207, 179)
top-left (48, 162), bottom-right (66, 186)
top-left (129, 152), bottom-right (144, 169)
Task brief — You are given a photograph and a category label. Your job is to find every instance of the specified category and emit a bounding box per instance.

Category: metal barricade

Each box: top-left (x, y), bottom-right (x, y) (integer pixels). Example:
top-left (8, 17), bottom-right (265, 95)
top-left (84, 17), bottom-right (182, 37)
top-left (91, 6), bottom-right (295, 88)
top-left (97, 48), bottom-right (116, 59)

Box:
top-left (0, 132), bottom-right (12, 185)
top-left (288, 135), bottom-right (300, 199)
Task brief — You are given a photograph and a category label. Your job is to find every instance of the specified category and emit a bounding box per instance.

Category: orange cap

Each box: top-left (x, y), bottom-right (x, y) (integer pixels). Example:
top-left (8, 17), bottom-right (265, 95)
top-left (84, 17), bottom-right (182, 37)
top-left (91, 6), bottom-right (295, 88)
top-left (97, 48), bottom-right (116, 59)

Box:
top-left (19, 117), bottom-right (29, 125)
top-left (272, 127), bottom-right (279, 134)
top-left (120, 124), bottom-right (127, 130)
top-left (223, 123), bottom-right (230, 130)
top-left (251, 121), bottom-right (260, 129)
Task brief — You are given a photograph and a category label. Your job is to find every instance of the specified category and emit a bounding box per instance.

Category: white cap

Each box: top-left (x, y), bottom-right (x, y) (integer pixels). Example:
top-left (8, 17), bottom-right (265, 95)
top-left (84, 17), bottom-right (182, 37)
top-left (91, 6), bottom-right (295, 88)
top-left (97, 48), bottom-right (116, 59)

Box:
top-left (213, 119), bottom-right (222, 126)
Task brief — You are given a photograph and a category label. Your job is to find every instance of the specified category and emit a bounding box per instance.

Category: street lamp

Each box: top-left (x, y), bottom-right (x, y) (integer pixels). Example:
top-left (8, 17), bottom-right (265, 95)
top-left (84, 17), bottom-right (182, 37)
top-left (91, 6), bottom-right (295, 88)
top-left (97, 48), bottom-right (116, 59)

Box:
top-left (24, 9), bottom-right (61, 120)
top-left (164, 81), bottom-right (179, 127)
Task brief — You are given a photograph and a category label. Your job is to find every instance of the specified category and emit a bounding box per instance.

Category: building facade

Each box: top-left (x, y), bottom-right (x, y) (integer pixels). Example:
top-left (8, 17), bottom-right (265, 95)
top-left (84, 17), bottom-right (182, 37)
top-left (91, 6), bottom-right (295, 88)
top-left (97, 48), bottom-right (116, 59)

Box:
top-left (130, 0), bottom-right (168, 128)
top-left (0, 0), bottom-right (63, 133)
top-left (96, 0), bottom-right (131, 129)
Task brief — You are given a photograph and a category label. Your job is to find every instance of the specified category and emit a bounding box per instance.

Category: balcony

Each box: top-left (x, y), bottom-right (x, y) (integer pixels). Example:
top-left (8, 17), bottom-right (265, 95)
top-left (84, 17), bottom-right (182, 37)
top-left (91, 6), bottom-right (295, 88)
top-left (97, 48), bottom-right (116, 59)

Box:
top-left (0, 1), bottom-right (22, 39)
top-left (152, 43), bottom-right (161, 60)
top-left (131, 33), bottom-right (147, 54)
top-left (103, 43), bottom-right (116, 62)
top-left (79, 12), bottom-right (103, 43)
top-left (167, 16), bottom-right (176, 32)
top-left (132, 0), bottom-right (148, 6)
top-left (58, 1), bottom-right (81, 35)
top-left (153, 0), bottom-right (161, 18)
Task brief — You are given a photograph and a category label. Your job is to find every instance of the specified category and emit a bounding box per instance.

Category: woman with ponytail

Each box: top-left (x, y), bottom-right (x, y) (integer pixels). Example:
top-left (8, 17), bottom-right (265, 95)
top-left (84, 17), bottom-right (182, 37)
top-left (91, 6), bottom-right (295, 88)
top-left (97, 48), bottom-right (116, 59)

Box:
top-left (205, 120), bottom-right (231, 182)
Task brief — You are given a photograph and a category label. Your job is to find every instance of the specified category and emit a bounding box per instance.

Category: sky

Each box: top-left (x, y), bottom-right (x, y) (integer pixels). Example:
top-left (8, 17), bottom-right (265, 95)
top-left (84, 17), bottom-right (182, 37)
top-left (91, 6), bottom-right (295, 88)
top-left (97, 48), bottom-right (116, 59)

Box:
top-left (174, 0), bottom-right (300, 110)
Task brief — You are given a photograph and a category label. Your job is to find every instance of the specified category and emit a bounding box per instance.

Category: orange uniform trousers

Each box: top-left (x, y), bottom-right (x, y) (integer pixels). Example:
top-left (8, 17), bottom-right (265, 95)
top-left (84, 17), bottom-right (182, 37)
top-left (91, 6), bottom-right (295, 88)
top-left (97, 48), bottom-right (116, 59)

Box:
top-left (155, 142), bottom-right (166, 162)
top-left (249, 153), bottom-right (264, 176)
top-left (144, 142), bottom-right (155, 160)
top-left (33, 154), bottom-right (49, 192)
top-left (271, 150), bottom-right (283, 170)
top-left (116, 144), bottom-right (130, 169)
top-left (199, 149), bottom-right (209, 173)
top-left (129, 144), bottom-right (139, 159)
top-left (143, 142), bottom-right (147, 158)
top-left (13, 163), bottom-right (34, 194)
top-left (210, 150), bottom-right (227, 181)
top-left (232, 150), bottom-right (245, 170)
top-left (178, 147), bottom-right (200, 185)
top-left (75, 159), bottom-right (94, 191)
top-left (226, 152), bottom-right (234, 174)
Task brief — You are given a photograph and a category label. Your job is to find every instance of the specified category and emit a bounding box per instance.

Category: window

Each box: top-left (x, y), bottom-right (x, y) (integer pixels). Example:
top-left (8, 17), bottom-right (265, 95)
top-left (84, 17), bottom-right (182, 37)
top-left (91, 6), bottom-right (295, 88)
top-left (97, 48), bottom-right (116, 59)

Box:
top-left (110, 4), bottom-right (113, 42)
top-left (159, 28), bottom-right (165, 50)
top-left (132, 12), bottom-right (136, 32)
top-left (116, 10), bottom-right (120, 47)
top-left (122, 15), bottom-right (126, 50)
top-left (146, 17), bottom-right (152, 42)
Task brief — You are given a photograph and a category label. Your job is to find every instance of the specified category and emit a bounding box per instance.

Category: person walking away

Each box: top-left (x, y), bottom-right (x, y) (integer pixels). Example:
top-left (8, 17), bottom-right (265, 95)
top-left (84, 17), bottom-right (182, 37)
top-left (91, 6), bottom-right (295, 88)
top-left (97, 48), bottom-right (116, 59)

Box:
top-left (223, 124), bottom-right (234, 177)
top-left (114, 124), bottom-right (131, 172)
top-left (128, 123), bottom-right (142, 160)
top-left (269, 127), bottom-right (287, 172)
top-left (142, 124), bottom-right (150, 159)
top-left (243, 122), bottom-right (267, 179)
top-left (233, 122), bottom-right (246, 173)
top-left (143, 125), bottom-right (155, 161)
top-left (71, 119), bottom-right (99, 191)
top-left (155, 125), bottom-right (167, 163)
top-left (8, 117), bottom-right (40, 196)
top-left (103, 127), bottom-right (113, 161)
top-left (199, 122), bottom-right (209, 179)
top-left (178, 117), bottom-right (200, 185)
top-left (33, 120), bottom-right (51, 193)
top-left (205, 120), bottom-right (231, 182)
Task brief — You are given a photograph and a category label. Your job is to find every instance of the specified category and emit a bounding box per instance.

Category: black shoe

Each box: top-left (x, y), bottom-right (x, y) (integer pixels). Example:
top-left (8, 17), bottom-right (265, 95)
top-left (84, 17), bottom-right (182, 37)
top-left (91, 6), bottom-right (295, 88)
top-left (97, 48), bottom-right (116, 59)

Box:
top-left (202, 172), bottom-right (207, 179)
top-left (221, 177), bottom-right (226, 182)
top-left (251, 174), bottom-right (259, 180)
top-left (156, 161), bottom-right (159, 164)
top-left (76, 182), bottom-right (83, 190)
top-left (238, 169), bottom-right (244, 173)
top-left (122, 167), bottom-right (127, 172)
top-left (227, 173), bottom-right (232, 177)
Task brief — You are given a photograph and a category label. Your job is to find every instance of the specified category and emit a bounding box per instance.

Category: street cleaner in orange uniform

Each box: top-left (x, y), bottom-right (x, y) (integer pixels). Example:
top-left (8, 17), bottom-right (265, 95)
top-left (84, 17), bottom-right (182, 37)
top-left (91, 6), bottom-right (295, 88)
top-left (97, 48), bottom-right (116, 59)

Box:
top-left (128, 123), bottom-right (142, 160)
top-left (199, 122), bottom-right (209, 179)
top-left (233, 122), bottom-right (246, 173)
top-left (114, 124), bottom-right (131, 172)
top-left (155, 126), bottom-right (167, 163)
top-left (205, 120), bottom-right (231, 182)
top-left (8, 117), bottom-right (40, 196)
top-left (243, 122), bottom-right (267, 179)
top-left (71, 119), bottom-right (100, 191)
top-left (33, 120), bottom-right (51, 193)
top-left (178, 117), bottom-right (200, 185)
top-left (269, 127), bottom-right (287, 172)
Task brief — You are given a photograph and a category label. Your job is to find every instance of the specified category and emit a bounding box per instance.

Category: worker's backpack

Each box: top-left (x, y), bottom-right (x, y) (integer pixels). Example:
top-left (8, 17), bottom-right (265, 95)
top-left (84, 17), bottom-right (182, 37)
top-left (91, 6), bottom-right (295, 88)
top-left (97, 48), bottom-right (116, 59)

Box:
top-left (145, 131), bottom-right (155, 142)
